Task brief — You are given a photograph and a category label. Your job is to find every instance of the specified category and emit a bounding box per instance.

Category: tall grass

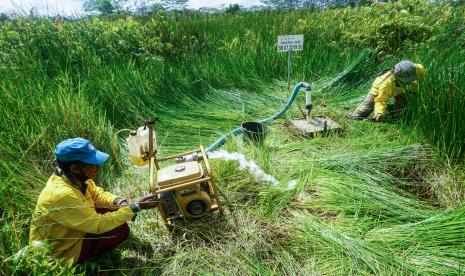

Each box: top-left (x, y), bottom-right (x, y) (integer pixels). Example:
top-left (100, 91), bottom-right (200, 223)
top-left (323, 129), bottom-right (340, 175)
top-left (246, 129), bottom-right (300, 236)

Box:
top-left (1, 1), bottom-right (464, 274)
top-left (407, 10), bottom-right (465, 160)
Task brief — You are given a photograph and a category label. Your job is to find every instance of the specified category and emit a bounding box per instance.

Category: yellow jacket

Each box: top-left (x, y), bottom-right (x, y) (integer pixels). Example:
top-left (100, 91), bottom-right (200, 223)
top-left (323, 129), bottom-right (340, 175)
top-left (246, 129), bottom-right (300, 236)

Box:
top-left (370, 64), bottom-right (425, 116)
top-left (29, 170), bottom-right (134, 263)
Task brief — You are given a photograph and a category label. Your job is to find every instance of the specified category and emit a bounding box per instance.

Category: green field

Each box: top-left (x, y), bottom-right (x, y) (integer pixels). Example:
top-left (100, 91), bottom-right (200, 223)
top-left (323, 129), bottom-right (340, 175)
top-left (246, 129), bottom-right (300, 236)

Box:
top-left (1, 1), bottom-right (465, 274)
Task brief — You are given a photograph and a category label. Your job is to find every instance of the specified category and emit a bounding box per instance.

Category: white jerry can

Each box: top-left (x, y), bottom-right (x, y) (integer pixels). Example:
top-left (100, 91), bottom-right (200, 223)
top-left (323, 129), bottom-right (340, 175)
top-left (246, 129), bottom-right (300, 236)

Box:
top-left (126, 126), bottom-right (156, 166)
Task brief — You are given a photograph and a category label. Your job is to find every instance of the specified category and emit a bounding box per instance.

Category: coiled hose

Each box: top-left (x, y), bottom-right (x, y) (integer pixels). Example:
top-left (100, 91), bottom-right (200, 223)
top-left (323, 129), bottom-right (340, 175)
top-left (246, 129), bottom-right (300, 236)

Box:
top-left (205, 82), bottom-right (310, 152)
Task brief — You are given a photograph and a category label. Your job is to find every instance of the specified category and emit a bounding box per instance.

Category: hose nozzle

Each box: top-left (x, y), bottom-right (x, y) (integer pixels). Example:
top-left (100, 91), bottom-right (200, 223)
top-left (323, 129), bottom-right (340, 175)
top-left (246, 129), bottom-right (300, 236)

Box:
top-left (301, 82), bottom-right (311, 91)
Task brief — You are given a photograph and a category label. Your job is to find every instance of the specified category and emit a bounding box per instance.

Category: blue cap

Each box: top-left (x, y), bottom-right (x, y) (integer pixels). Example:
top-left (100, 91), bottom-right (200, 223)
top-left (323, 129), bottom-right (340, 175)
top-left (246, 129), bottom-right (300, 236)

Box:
top-left (55, 138), bottom-right (109, 165)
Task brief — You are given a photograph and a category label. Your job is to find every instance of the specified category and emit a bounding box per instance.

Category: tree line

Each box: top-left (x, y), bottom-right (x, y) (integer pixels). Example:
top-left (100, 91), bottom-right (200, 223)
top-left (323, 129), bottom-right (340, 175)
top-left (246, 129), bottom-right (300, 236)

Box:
top-left (83, 0), bottom-right (390, 15)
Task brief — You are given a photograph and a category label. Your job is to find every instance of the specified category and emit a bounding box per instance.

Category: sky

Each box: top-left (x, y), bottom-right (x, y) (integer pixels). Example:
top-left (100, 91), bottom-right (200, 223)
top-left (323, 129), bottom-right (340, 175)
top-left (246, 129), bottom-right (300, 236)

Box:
top-left (0, 0), bottom-right (263, 16)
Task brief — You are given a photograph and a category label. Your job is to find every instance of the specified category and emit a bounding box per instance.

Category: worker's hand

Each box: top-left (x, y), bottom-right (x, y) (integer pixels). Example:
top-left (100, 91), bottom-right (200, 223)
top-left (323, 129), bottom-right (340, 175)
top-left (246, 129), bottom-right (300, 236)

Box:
top-left (136, 193), bottom-right (158, 210)
top-left (371, 116), bottom-right (384, 123)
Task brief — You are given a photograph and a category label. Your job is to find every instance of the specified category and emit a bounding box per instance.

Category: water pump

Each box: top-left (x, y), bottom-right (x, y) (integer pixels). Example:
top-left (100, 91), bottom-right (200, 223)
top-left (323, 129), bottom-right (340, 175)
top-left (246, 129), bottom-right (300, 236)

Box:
top-left (126, 118), bottom-right (223, 228)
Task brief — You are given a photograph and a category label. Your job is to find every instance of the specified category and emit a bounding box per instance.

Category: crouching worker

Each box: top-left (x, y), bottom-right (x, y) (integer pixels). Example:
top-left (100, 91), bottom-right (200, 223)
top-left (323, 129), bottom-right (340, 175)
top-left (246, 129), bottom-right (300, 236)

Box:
top-left (351, 60), bottom-right (426, 122)
top-left (29, 137), bottom-right (158, 264)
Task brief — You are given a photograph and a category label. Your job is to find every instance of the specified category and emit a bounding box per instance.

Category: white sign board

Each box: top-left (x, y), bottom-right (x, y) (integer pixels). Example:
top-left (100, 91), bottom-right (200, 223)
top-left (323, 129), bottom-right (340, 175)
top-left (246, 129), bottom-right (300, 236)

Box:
top-left (277, 35), bottom-right (304, 52)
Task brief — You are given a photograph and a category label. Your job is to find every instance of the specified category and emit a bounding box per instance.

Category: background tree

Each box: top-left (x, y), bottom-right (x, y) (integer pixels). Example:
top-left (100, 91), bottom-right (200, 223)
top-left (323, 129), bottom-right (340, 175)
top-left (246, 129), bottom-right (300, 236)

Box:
top-left (225, 4), bottom-right (241, 13)
top-left (132, 0), bottom-right (165, 14)
top-left (149, 3), bottom-right (166, 13)
top-left (0, 13), bottom-right (10, 22)
top-left (260, 0), bottom-right (303, 9)
top-left (160, 0), bottom-right (188, 11)
top-left (198, 7), bottom-right (221, 13)
top-left (260, 0), bottom-right (383, 9)
top-left (83, 0), bottom-right (127, 15)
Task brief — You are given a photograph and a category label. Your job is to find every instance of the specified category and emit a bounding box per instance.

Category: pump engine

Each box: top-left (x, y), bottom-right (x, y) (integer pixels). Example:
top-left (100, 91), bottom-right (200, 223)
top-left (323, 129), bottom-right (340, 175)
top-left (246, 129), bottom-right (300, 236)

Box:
top-left (126, 119), bottom-right (223, 228)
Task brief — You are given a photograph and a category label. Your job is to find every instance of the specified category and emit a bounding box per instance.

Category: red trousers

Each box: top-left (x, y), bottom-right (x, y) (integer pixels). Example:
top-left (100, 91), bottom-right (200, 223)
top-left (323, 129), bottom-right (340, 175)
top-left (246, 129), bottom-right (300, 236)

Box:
top-left (77, 208), bottom-right (130, 264)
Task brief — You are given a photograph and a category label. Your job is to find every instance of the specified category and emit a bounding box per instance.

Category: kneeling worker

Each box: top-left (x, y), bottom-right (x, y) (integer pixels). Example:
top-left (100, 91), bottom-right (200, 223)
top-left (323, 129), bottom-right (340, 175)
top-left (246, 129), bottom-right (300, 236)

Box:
top-left (29, 137), bottom-right (157, 264)
top-left (351, 60), bottom-right (426, 122)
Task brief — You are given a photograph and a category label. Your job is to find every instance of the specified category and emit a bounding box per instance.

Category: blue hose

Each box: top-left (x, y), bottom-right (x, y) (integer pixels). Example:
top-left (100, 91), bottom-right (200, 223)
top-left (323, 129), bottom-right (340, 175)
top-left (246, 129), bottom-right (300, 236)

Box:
top-left (205, 82), bottom-right (310, 152)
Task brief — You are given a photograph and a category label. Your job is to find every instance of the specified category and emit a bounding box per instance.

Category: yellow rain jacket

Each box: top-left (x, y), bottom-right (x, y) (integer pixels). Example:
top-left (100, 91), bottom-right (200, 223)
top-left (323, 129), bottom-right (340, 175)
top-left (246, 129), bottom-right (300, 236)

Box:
top-left (29, 169), bottom-right (135, 263)
top-left (370, 64), bottom-right (425, 117)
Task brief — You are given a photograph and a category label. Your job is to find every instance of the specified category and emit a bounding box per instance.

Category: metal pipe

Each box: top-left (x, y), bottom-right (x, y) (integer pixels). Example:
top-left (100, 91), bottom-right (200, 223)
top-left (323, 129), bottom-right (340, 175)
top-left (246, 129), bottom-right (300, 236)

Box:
top-left (205, 82), bottom-right (311, 152)
top-left (287, 50), bottom-right (291, 87)
top-left (146, 118), bottom-right (158, 192)
top-left (157, 150), bottom-right (199, 162)
top-left (305, 89), bottom-right (313, 119)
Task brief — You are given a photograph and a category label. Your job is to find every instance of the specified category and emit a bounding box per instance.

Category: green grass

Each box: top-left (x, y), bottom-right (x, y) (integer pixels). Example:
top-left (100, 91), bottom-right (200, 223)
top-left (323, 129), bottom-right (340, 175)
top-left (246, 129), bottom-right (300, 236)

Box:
top-left (1, 1), bottom-right (465, 275)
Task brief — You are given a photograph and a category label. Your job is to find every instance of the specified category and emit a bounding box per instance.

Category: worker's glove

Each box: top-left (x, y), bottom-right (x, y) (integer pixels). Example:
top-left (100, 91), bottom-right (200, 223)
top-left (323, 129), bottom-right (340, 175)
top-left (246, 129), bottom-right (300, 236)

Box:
top-left (371, 115), bottom-right (384, 123)
top-left (136, 193), bottom-right (158, 210)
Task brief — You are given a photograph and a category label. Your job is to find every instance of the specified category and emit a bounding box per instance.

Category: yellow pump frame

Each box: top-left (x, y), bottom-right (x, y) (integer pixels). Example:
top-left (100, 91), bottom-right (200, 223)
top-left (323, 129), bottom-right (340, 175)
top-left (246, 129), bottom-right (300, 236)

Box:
top-left (144, 119), bottom-right (223, 229)
top-left (149, 146), bottom-right (223, 228)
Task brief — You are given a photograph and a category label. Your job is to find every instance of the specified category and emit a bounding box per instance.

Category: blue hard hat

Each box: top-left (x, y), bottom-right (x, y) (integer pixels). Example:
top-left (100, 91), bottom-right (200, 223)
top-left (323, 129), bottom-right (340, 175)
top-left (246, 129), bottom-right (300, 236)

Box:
top-left (55, 137), bottom-right (109, 165)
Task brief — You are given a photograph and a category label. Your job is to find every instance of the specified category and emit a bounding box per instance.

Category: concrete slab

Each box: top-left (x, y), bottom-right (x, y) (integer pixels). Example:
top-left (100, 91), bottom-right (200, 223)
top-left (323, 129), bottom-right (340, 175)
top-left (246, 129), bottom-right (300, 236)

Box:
top-left (288, 115), bottom-right (342, 136)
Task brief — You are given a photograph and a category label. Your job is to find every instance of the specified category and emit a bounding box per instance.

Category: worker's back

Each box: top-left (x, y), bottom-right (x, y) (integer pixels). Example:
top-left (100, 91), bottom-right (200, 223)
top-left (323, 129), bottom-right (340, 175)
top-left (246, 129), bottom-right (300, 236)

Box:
top-left (29, 174), bottom-right (88, 262)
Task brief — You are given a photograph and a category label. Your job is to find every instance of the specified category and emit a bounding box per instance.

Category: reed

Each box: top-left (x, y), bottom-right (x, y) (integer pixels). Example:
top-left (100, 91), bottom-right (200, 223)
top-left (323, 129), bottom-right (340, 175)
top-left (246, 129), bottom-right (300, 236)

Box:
top-left (1, 1), bottom-right (464, 274)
